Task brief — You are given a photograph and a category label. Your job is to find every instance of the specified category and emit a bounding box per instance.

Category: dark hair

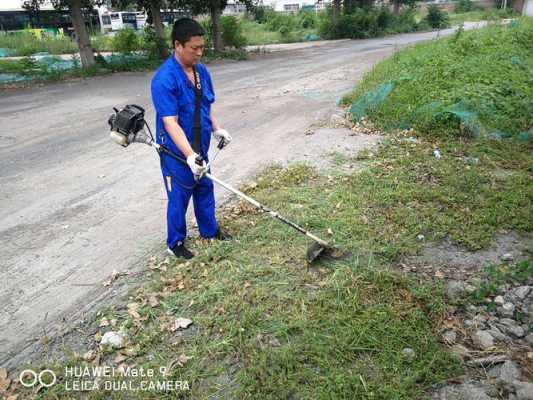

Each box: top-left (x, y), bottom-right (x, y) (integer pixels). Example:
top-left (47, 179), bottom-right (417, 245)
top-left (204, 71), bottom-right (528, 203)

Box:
top-left (171, 18), bottom-right (205, 47)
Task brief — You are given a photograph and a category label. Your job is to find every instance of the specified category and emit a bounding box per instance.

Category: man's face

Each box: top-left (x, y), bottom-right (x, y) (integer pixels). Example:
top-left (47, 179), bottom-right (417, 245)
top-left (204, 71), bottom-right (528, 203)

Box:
top-left (176, 36), bottom-right (204, 66)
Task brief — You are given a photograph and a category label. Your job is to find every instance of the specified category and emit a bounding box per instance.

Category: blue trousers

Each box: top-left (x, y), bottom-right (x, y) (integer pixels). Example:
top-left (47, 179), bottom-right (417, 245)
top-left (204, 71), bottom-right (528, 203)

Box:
top-left (162, 168), bottom-right (219, 248)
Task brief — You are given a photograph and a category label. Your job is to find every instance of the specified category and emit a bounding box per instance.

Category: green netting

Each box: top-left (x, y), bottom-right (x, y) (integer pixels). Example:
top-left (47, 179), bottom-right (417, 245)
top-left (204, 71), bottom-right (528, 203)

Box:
top-left (349, 87), bottom-right (531, 142)
top-left (303, 33), bottom-right (320, 41)
top-left (36, 55), bottom-right (75, 71)
top-left (349, 81), bottom-right (396, 120)
top-left (0, 48), bottom-right (14, 57)
top-left (0, 73), bottom-right (31, 83)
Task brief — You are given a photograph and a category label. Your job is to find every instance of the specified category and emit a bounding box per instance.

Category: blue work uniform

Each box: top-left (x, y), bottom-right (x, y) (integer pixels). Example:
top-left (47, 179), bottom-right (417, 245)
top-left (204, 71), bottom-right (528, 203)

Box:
top-left (151, 54), bottom-right (218, 248)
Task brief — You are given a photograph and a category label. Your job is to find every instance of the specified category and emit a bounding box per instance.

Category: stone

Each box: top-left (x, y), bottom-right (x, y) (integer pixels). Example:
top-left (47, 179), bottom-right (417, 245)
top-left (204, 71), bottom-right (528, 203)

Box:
top-left (442, 330), bottom-right (457, 345)
top-left (473, 330), bottom-right (494, 350)
top-left (446, 281), bottom-right (474, 302)
top-left (498, 319), bottom-right (526, 338)
top-left (450, 344), bottom-right (470, 360)
top-left (488, 361), bottom-right (521, 385)
top-left (466, 355), bottom-right (507, 368)
top-left (402, 347), bottom-right (416, 362)
top-left (514, 381), bottom-right (533, 400)
top-left (501, 253), bottom-right (514, 262)
top-left (525, 333), bottom-right (533, 346)
top-left (514, 286), bottom-right (531, 300)
top-left (417, 234), bottom-right (425, 241)
top-left (494, 295), bottom-right (505, 306)
top-left (100, 331), bottom-right (125, 349)
top-left (487, 327), bottom-right (511, 343)
top-left (437, 383), bottom-right (492, 400)
top-left (498, 302), bottom-right (516, 317)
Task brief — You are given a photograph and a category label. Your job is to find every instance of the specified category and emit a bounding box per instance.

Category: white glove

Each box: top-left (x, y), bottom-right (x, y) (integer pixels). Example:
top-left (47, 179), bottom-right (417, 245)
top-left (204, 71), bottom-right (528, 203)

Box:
top-left (186, 153), bottom-right (207, 180)
top-left (213, 129), bottom-right (232, 146)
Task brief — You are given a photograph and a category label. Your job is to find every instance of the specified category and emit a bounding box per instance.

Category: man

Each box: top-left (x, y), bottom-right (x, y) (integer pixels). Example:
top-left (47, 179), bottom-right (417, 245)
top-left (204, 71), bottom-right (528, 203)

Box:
top-left (151, 18), bottom-right (232, 260)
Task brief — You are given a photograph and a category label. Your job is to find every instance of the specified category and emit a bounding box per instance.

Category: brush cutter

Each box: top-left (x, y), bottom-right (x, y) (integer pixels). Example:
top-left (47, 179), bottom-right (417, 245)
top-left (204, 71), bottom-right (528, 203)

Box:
top-left (108, 104), bottom-right (347, 263)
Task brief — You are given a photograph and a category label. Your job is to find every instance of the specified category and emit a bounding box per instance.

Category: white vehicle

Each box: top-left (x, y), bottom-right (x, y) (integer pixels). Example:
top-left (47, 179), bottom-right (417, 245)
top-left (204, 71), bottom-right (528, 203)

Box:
top-left (97, 10), bottom-right (146, 33)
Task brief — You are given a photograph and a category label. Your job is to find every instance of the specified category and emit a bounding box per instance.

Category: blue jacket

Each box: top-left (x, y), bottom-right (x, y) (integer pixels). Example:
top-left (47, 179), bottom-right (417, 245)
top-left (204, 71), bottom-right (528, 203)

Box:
top-left (151, 54), bottom-right (216, 181)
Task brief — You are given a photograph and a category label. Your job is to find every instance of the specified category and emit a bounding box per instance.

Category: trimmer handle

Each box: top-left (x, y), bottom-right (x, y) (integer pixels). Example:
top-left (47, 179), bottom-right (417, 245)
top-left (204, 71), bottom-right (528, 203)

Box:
top-left (217, 137), bottom-right (226, 150)
top-left (195, 155), bottom-right (204, 166)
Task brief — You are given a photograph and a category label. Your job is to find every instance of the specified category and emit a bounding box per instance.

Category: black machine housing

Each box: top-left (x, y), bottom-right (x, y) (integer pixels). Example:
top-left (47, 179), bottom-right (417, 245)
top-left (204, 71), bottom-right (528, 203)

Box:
top-left (109, 104), bottom-right (146, 136)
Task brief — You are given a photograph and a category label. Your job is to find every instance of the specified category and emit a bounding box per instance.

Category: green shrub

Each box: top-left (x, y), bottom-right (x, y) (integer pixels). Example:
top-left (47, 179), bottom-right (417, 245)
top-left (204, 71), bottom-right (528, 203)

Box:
top-left (141, 24), bottom-right (168, 59)
top-left (200, 18), bottom-right (214, 49)
top-left (455, 0), bottom-right (473, 12)
top-left (425, 5), bottom-right (450, 29)
top-left (221, 16), bottom-right (247, 48)
top-left (251, 5), bottom-right (269, 23)
top-left (299, 11), bottom-right (317, 29)
top-left (111, 28), bottom-right (139, 54)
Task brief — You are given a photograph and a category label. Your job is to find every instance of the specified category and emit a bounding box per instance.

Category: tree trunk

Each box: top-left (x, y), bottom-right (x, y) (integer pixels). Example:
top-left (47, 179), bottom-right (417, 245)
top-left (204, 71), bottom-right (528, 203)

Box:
top-left (393, 0), bottom-right (401, 16)
top-left (332, 0), bottom-right (341, 26)
top-left (70, 0), bottom-right (94, 68)
top-left (210, 0), bottom-right (223, 52)
top-left (150, 0), bottom-right (170, 58)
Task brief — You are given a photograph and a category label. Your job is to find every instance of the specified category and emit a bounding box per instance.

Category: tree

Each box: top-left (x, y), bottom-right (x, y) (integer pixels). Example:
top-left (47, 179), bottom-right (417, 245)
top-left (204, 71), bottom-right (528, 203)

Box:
top-left (24, 0), bottom-right (100, 67)
top-left (111, 0), bottom-right (172, 59)
top-left (185, 0), bottom-right (257, 52)
top-left (331, 0), bottom-right (341, 26)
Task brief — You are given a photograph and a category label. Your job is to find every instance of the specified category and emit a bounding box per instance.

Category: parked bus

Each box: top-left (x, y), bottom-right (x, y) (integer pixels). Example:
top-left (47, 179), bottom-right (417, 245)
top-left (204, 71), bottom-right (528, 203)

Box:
top-left (98, 11), bottom-right (147, 33)
top-left (0, 8), bottom-right (100, 34)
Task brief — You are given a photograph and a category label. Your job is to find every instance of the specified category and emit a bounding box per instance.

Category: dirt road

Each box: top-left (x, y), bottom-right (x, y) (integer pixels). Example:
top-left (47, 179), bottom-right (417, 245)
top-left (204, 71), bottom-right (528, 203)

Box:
top-left (0, 28), bottom-right (461, 368)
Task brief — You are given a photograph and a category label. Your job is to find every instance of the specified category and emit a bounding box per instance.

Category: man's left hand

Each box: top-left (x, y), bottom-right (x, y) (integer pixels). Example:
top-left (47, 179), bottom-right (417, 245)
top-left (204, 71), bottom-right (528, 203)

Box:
top-left (213, 129), bottom-right (232, 146)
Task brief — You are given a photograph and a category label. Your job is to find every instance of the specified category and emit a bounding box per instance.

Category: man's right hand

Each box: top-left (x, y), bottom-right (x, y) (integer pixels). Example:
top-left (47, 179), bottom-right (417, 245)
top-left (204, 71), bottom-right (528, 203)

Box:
top-left (186, 153), bottom-right (207, 180)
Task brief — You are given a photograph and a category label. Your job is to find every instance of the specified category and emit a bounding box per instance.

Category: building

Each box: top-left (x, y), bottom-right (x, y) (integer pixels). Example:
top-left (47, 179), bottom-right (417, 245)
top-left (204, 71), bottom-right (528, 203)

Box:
top-left (261, 0), bottom-right (329, 12)
top-left (223, 1), bottom-right (248, 15)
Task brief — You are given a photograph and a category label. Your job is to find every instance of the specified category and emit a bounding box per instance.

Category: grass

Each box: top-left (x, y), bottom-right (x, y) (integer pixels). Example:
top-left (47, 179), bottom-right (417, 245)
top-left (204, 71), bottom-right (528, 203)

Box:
top-left (0, 31), bottom-right (77, 56)
top-left (6, 15), bottom-right (533, 400)
top-left (0, 54), bottom-right (162, 85)
top-left (241, 19), bottom-right (319, 45)
top-left (448, 8), bottom-right (519, 26)
top-left (469, 260), bottom-right (533, 304)
top-left (0, 50), bottom-right (247, 86)
top-left (342, 18), bottom-right (533, 139)
top-left (13, 161), bottom-right (462, 399)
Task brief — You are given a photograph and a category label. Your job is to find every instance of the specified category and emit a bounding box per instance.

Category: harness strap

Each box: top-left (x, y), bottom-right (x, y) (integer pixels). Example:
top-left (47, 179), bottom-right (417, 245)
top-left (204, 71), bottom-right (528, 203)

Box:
top-left (192, 65), bottom-right (202, 155)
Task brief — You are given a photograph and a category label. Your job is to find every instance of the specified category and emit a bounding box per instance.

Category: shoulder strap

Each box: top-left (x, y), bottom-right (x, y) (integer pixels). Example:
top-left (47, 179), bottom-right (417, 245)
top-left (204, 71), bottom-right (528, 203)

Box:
top-left (192, 65), bottom-right (202, 154)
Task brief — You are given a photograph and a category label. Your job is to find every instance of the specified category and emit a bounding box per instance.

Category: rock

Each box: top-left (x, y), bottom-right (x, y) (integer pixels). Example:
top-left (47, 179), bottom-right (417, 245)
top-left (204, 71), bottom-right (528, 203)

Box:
top-left (494, 296), bottom-right (505, 306)
top-left (514, 286), bottom-right (531, 300)
top-left (450, 344), bottom-right (470, 360)
top-left (501, 253), bottom-right (514, 262)
top-left (100, 331), bottom-right (125, 349)
top-left (487, 326), bottom-right (511, 343)
top-left (473, 330), bottom-right (494, 350)
top-left (464, 319), bottom-right (474, 327)
top-left (437, 383), bottom-right (492, 400)
top-left (488, 361), bottom-right (521, 385)
top-left (442, 330), bottom-right (457, 345)
top-left (514, 381), bottom-right (533, 400)
top-left (417, 234), bottom-right (425, 241)
top-left (497, 302), bottom-right (516, 318)
top-left (466, 355), bottom-right (507, 368)
top-left (498, 319), bottom-right (526, 338)
top-left (446, 281), bottom-right (474, 302)
top-left (402, 347), bottom-right (416, 362)
top-left (467, 305), bottom-right (479, 313)
top-left (525, 333), bottom-right (533, 346)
